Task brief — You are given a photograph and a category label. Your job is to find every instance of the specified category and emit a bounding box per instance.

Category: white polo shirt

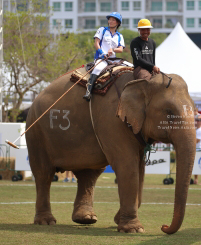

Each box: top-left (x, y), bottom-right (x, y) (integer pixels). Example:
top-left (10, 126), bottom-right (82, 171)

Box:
top-left (94, 27), bottom-right (125, 59)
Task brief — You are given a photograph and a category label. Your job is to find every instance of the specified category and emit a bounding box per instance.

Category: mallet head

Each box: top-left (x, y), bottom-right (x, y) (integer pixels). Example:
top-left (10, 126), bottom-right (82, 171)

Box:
top-left (5, 140), bottom-right (19, 149)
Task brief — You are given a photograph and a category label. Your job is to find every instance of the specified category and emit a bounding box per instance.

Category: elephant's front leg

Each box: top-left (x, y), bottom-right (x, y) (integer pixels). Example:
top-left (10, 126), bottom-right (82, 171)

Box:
top-left (72, 168), bottom-right (105, 224)
top-left (114, 151), bottom-right (145, 226)
top-left (34, 170), bottom-right (56, 225)
top-left (115, 157), bottom-right (144, 233)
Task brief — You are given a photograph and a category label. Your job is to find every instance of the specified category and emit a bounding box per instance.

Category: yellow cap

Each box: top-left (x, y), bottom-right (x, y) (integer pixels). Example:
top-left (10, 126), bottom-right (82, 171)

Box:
top-left (138, 19), bottom-right (153, 28)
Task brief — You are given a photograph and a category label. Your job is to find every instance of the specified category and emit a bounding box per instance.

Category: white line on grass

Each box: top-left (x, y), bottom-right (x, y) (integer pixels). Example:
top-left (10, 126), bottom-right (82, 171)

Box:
top-left (0, 201), bottom-right (201, 206)
top-left (0, 184), bottom-right (201, 191)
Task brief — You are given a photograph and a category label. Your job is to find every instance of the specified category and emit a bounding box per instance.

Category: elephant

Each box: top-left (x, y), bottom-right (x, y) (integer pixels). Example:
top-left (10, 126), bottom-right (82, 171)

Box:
top-left (26, 69), bottom-right (196, 234)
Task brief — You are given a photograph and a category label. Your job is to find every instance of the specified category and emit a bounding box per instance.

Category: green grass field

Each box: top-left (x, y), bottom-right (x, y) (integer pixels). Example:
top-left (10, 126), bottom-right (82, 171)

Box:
top-left (0, 173), bottom-right (200, 245)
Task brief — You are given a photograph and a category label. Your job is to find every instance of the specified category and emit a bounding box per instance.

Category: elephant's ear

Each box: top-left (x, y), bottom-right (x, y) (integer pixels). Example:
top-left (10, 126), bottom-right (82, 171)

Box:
top-left (117, 80), bottom-right (147, 134)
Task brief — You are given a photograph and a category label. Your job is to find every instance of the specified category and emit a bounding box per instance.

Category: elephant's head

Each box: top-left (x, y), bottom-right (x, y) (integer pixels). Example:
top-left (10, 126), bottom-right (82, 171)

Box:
top-left (117, 74), bottom-right (196, 234)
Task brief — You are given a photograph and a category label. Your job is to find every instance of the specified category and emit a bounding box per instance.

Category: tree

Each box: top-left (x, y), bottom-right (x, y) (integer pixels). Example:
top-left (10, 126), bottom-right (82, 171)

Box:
top-left (3, 0), bottom-right (87, 122)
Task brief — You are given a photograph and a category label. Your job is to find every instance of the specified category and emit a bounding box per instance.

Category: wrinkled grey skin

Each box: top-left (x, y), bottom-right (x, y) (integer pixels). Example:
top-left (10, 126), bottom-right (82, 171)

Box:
top-left (26, 71), bottom-right (196, 234)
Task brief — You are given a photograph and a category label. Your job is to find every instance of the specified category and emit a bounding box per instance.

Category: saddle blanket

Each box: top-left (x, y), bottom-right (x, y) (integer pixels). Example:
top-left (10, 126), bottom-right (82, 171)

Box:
top-left (70, 63), bottom-right (134, 95)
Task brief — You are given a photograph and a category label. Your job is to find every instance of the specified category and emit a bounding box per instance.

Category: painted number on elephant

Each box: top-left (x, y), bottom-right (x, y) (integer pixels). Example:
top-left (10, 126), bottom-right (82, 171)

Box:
top-left (49, 109), bottom-right (70, 130)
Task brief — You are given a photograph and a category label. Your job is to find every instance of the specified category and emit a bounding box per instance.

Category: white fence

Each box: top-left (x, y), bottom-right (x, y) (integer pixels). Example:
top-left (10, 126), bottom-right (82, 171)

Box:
top-left (0, 123), bottom-right (200, 175)
top-left (13, 147), bottom-right (201, 176)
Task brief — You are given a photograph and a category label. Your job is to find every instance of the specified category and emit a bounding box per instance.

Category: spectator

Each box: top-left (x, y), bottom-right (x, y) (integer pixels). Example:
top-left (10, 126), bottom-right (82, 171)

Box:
top-left (194, 113), bottom-right (201, 184)
top-left (63, 171), bottom-right (76, 183)
top-left (194, 107), bottom-right (200, 116)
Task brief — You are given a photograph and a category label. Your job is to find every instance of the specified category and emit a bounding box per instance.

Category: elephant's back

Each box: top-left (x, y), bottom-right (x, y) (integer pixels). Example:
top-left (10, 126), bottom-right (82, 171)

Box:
top-left (27, 70), bottom-right (134, 125)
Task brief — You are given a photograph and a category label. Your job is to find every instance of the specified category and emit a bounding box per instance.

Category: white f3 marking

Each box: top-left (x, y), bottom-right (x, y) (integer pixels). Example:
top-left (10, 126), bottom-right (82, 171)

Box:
top-left (50, 109), bottom-right (70, 130)
top-left (59, 110), bottom-right (70, 130)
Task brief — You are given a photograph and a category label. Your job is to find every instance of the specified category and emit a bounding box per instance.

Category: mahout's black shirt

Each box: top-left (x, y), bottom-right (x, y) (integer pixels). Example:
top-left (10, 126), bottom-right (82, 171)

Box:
top-left (130, 37), bottom-right (156, 73)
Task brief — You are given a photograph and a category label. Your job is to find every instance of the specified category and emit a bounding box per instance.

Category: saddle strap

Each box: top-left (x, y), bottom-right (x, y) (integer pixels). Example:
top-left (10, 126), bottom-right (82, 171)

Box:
top-left (89, 100), bottom-right (104, 153)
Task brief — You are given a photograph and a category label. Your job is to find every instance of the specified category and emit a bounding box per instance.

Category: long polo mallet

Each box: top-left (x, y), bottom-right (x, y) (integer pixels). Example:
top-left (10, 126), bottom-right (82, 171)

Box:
top-left (6, 58), bottom-right (107, 149)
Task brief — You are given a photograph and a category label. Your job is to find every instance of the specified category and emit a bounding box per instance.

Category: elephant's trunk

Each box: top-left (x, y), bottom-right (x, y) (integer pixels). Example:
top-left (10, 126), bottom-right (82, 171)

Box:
top-left (161, 128), bottom-right (196, 234)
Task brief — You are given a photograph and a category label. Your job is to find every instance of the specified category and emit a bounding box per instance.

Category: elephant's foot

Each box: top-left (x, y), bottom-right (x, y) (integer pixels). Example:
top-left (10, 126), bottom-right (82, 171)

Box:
top-left (34, 213), bottom-right (56, 225)
top-left (114, 210), bottom-right (120, 225)
top-left (118, 219), bottom-right (144, 233)
top-left (72, 205), bottom-right (97, 224)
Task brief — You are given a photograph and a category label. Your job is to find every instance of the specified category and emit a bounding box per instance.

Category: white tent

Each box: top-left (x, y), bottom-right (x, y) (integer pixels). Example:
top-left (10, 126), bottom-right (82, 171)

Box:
top-left (156, 22), bottom-right (201, 99)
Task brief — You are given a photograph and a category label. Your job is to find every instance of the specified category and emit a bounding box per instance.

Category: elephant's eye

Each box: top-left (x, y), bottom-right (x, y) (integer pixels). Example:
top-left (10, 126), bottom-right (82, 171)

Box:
top-left (166, 108), bottom-right (174, 117)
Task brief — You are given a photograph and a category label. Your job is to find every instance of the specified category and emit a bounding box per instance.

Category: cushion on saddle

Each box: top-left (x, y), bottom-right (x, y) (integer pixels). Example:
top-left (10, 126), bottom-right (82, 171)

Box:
top-left (70, 64), bottom-right (134, 95)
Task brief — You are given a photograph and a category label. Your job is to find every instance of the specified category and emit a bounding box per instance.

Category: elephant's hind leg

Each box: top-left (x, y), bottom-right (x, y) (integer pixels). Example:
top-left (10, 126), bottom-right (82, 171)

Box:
top-left (26, 127), bottom-right (56, 225)
top-left (34, 168), bottom-right (56, 225)
top-left (30, 149), bottom-right (56, 225)
top-left (114, 209), bottom-right (120, 225)
top-left (72, 168), bottom-right (105, 224)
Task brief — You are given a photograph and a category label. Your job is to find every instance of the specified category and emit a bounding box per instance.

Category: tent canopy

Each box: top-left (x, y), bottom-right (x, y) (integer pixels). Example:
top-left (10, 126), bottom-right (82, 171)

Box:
top-left (156, 22), bottom-right (201, 98)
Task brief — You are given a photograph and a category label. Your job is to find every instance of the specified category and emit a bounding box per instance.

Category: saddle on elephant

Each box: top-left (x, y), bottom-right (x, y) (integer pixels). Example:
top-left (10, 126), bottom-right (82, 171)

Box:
top-left (70, 59), bottom-right (134, 95)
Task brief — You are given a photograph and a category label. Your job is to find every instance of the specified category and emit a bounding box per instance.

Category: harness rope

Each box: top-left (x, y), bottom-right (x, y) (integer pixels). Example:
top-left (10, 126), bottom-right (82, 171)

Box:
top-left (87, 59), bottom-right (121, 154)
top-left (144, 143), bottom-right (156, 165)
top-left (88, 68), bottom-right (156, 163)
top-left (89, 100), bottom-right (105, 153)
top-left (88, 61), bottom-right (128, 154)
